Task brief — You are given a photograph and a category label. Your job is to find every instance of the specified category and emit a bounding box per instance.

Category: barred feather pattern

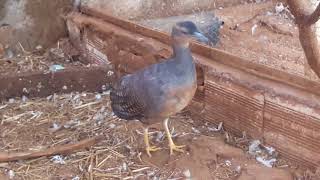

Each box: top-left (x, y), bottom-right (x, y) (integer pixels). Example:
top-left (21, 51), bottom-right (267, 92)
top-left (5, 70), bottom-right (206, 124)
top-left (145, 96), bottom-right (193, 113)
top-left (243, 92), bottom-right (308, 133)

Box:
top-left (110, 77), bottom-right (146, 120)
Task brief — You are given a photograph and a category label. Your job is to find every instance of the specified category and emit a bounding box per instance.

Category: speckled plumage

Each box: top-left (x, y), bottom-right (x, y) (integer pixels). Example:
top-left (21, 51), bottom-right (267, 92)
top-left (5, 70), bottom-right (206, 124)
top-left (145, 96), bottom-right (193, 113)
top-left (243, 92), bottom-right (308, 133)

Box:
top-left (110, 21), bottom-right (207, 156)
top-left (110, 45), bottom-right (197, 125)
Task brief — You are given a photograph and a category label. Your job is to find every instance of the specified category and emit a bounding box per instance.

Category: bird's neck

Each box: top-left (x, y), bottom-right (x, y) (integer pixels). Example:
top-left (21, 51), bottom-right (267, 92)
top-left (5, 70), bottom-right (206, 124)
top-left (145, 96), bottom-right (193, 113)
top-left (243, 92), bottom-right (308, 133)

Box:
top-left (172, 42), bottom-right (192, 62)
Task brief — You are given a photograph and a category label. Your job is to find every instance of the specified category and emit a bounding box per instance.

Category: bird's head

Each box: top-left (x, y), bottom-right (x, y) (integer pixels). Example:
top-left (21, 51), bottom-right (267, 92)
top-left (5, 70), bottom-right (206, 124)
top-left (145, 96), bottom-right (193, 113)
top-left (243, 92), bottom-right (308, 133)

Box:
top-left (171, 21), bottom-right (209, 47)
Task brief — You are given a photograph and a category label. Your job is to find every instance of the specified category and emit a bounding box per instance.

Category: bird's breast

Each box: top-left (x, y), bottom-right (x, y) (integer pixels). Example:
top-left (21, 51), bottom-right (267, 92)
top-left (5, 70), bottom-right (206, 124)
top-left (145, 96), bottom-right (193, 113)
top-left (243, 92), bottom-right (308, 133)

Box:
top-left (159, 82), bottom-right (197, 117)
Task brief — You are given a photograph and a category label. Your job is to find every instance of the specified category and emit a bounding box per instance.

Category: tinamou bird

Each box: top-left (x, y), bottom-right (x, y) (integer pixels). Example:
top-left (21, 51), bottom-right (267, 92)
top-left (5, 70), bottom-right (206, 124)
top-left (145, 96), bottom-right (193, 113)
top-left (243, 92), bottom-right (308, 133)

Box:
top-left (110, 21), bottom-right (208, 157)
top-left (202, 17), bottom-right (224, 46)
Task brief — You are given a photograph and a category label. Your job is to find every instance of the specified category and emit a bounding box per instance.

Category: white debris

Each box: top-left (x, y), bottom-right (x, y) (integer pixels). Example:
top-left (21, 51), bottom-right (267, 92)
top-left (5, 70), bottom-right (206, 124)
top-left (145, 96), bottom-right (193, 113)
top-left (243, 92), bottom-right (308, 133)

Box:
top-left (36, 45), bottom-right (43, 50)
top-left (72, 176), bottom-right (80, 180)
top-left (22, 87), bottom-right (29, 93)
top-left (101, 85), bottom-right (107, 91)
top-left (225, 160), bottom-right (232, 166)
top-left (191, 127), bottom-right (200, 134)
top-left (22, 95), bottom-right (28, 102)
top-left (8, 98), bottom-right (15, 103)
top-left (275, 2), bottom-right (285, 14)
top-left (208, 122), bottom-right (223, 132)
top-left (46, 95), bottom-right (53, 101)
top-left (266, 11), bottom-right (273, 16)
top-left (29, 111), bottom-right (42, 120)
top-left (251, 24), bottom-right (258, 35)
top-left (62, 85), bottom-right (68, 90)
top-left (108, 123), bottom-right (116, 129)
top-left (256, 157), bottom-right (276, 168)
top-left (249, 140), bottom-right (261, 155)
top-left (51, 155), bottom-right (66, 164)
top-left (122, 162), bottom-right (128, 171)
top-left (265, 146), bottom-right (275, 155)
top-left (49, 64), bottom-right (65, 72)
top-left (93, 106), bottom-right (107, 123)
top-left (95, 94), bottom-right (102, 100)
top-left (107, 70), bottom-right (114, 76)
top-left (73, 94), bottom-right (80, 101)
top-left (8, 170), bottom-right (15, 179)
top-left (49, 123), bottom-right (61, 133)
top-left (235, 166), bottom-right (241, 173)
top-left (183, 169), bottom-right (191, 178)
top-left (63, 119), bottom-right (80, 129)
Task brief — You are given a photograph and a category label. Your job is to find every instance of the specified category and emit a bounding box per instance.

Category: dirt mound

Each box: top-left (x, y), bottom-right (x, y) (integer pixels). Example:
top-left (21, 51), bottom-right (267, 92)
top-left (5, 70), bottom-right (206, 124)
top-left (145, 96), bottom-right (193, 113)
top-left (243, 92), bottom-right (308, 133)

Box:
top-left (0, 0), bottom-right (72, 52)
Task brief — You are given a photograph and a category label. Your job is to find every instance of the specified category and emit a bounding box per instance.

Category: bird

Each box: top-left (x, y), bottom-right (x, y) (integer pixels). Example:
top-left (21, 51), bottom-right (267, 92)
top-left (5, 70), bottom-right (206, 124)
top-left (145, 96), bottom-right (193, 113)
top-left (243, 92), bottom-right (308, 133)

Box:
top-left (201, 17), bottom-right (224, 46)
top-left (110, 21), bottom-right (208, 157)
top-left (138, 12), bottom-right (223, 47)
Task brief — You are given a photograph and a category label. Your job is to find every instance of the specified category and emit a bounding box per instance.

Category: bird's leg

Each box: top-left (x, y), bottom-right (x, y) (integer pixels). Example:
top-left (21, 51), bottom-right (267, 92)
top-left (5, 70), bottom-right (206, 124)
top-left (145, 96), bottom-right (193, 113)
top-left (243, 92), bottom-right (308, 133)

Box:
top-left (144, 127), bottom-right (161, 157)
top-left (163, 118), bottom-right (185, 155)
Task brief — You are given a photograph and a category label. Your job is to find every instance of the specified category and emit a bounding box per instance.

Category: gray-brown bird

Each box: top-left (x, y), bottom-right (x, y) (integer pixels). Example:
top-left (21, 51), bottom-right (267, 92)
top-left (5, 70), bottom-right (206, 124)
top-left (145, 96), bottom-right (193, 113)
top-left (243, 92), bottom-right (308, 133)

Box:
top-left (110, 21), bottom-right (208, 157)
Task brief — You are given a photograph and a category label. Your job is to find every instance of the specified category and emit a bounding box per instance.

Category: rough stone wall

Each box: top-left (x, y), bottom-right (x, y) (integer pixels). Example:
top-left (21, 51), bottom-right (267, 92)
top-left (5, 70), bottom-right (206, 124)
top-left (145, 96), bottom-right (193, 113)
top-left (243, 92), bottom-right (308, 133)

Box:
top-left (310, 0), bottom-right (320, 40)
top-left (0, 0), bottom-right (72, 52)
top-left (82, 0), bottom-right (243, 20)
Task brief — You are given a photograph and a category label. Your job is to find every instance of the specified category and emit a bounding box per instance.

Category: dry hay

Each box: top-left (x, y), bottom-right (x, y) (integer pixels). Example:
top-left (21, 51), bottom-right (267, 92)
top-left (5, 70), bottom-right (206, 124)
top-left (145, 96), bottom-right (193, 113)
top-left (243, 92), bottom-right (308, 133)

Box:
top-left (0, 90), bottom-right (318, 179)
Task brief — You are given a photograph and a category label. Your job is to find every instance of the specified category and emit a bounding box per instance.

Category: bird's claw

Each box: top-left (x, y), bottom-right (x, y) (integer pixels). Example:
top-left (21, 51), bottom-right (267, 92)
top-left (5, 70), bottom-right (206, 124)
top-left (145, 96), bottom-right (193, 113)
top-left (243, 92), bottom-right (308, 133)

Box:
top-left (146, 146), bottom-right (161, 157)
top-left (169, 143), bottom-right (185, 155)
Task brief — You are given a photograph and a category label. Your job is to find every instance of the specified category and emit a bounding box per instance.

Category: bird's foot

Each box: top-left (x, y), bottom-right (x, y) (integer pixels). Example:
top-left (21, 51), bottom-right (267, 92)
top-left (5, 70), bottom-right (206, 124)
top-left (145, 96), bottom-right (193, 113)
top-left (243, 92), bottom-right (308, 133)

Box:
top-left (146, 146), bottom-right (161, 157)
top-left (169, 142), bottom-right (185, 155)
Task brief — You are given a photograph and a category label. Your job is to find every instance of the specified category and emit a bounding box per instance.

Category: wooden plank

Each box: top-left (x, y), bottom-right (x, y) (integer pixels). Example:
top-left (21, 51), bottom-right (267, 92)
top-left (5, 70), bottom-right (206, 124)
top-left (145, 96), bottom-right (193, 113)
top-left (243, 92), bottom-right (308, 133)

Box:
top-left (78, 7), bottom-right (320, 97)
top-left (0, 67), bottom-right (113, 101)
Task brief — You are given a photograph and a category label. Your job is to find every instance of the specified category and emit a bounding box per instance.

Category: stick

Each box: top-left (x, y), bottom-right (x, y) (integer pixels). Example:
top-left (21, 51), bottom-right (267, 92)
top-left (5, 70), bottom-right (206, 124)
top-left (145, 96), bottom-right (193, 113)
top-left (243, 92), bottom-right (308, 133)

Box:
top-left (0, 136), bottom-right (104, 162)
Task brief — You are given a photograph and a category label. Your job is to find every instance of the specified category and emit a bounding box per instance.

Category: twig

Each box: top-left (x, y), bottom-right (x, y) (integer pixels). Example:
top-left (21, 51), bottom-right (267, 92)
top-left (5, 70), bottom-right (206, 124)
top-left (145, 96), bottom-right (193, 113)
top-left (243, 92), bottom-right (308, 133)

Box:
top-left (0, 104), bottom-right (8, 110)
top-left (259, 19), bottom-right (293, 36)
top-left (18, 42), bottom-right (31, 54)
top-left (131, 167), bottom-right (150, 173)
top-left (73, 101), bottom-right (100, 109)
top-left (0, 136), bottom-right (104, 162)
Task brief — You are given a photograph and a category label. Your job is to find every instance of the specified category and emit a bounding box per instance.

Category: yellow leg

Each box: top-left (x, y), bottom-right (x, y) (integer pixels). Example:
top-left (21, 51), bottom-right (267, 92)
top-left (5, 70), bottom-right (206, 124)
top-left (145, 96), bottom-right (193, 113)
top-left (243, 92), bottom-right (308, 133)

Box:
top-left (163, 118), bottom-right (185, 155)
top-left (144, 127), bottom-right (161, 157)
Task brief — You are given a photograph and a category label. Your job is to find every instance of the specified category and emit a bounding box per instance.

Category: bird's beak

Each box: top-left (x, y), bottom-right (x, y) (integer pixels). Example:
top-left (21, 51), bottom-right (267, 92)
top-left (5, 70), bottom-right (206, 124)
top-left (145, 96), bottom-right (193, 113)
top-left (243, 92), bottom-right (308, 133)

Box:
top-left (192, 31), bottom-right (209, 44)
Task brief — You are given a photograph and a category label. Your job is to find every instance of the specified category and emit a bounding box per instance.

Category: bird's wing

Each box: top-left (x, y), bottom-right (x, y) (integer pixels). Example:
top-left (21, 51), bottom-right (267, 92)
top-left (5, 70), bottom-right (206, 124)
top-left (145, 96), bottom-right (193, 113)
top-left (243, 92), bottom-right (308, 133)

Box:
top-left (110, 59), bottom-right (175, 120)
top-left (110, 74), bottom-right (147, 120)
